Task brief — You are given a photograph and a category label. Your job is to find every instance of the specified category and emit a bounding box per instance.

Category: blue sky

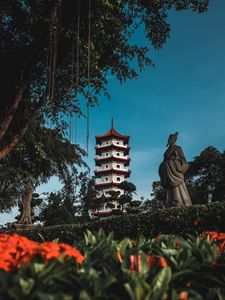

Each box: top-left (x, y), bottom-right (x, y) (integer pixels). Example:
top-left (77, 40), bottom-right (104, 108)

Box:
top-left (1, 1), bottom-right (225, 224)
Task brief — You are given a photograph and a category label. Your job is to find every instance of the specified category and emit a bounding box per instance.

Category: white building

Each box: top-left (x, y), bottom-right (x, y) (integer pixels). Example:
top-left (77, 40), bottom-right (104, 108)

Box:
top-left (93, 120), bottom-right (131, 216)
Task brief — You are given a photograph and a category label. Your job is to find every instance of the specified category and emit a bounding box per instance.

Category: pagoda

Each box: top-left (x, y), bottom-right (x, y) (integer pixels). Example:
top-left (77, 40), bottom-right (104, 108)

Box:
top-left (93, 120), bottom-right (131, 215)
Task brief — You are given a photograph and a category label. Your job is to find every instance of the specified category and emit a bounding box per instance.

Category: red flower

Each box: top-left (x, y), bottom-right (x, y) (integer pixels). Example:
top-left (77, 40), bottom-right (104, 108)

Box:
top-left (158, 257), bottom-right (168, 268)
top-left (129, 255), bottom-right (141, 272)
top-left (59, 243), bottom-right (85, 264)
top-left (203, 231), bottom-right (225, 253)
top-left (117, 250), bottom-right (123, 263)
top-left (39, 242), bottom-right (61, 262)
top-left (0, 234), bottom-right (84, 272)
top-left (147, 255), bottom-right (157, 268)
top-left (194, 219), bottom-right (199, 226)
top-left (205, 208), bottom-right (209, 212)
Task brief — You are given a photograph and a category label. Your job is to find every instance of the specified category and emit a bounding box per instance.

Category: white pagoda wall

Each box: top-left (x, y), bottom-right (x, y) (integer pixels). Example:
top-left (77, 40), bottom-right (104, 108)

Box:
top-left (100, 174), bottom-right (125, 182)
top-left (99, 138), bottom-right (127, 146)
top-left (98, 162), bottom-right (126, 170)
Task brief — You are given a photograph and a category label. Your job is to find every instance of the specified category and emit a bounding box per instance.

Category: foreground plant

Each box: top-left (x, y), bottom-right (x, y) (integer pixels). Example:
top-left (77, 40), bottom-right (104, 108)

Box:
top-left (1, 230), bottom-right (225, 299)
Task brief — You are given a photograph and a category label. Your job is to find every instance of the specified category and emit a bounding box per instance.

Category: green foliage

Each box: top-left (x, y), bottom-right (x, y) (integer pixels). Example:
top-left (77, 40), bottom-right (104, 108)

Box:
top-left (118, 181), bottom-right (137, 210)
top-left (0, 0), bottom-right (209, 163)
top-left (0, 125), bottom-right (86, 212)
top-left (15, 202), bottom-right (225, 244)
top-left (1, 229), bottom-right (225, 299)
top-left (187, 146), bottom-right (225, 204)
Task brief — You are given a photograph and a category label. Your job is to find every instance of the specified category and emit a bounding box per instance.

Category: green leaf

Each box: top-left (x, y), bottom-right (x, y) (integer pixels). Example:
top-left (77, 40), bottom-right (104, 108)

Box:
top-left (150, 267), bottom-right (172, 300)
top-left (19, 278), bottom-right (34, 295)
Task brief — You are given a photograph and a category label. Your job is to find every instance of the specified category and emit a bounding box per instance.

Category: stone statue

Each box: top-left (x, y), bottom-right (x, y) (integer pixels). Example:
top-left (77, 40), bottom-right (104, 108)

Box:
top-left (158, 132), bottom-right (192, 208)
top-left (17, 182), bottom-right (33, 225)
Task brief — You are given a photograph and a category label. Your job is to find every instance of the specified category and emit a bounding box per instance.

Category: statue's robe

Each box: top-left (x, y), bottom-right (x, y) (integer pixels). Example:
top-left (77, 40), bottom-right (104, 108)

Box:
top-left (159, 145), bottom-right (192, 207)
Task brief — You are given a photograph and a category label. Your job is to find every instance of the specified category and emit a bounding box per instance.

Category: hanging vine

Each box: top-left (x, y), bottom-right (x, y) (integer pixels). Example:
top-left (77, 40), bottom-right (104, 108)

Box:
top-left (86, 0), bottom-right (91, 155)
top-left (48, 0), bottom-right (62, 102)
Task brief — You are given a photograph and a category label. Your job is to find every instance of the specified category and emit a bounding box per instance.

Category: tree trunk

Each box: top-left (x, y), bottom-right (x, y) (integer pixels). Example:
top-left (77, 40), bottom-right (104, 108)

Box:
top-left (0, 85), bottom-right (26, 141)
top-left (17, 182), bottom-right (33, 225)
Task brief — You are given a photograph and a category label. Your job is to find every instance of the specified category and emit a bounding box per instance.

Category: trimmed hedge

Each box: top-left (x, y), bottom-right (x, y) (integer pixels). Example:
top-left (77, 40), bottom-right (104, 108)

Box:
top-left (15, 202), bottom-right (225, 244)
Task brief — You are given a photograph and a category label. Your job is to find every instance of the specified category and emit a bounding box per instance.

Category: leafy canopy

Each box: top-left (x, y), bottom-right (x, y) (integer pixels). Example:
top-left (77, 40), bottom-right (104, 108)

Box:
top-left (0, 0), bottom-right (209, 129)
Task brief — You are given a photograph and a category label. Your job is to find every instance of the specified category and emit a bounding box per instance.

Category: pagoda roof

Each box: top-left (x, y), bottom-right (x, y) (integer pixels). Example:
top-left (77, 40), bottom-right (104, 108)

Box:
top-left (94, 181), bottom-right (124, 188)
top-left (95, 155), bottom-right (131, 166)
top-left (95, 168), bottom-right (131, 178)
top-left (95, 119), bottom-right (130, 141)
top-left (95, 144), bottom-right (130, 155)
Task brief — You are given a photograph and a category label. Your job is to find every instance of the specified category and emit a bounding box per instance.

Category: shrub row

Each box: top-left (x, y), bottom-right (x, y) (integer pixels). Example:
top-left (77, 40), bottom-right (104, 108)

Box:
top-left (16, 201), bottom-right (225, 244)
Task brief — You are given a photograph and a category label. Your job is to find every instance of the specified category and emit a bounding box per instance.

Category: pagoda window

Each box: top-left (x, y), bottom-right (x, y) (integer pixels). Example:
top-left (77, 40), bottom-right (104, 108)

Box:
top-left (117, 152), bottom-right (120, 156)
top-left (105, 164), bottom-right (109, 168)
top-left (117, 177), bottom-right (121, 182)
top-left (105, 152), bottom-right (109, 156)
top-left (106, 141), bottom-right (109, 145)
top-left (105, 177), bottom-right (109, 181)
top-left (117, 205), bottom-right (121, 209)
top-left (116, 164), bottom-right (120, 169)
top-left (116, 141), bottom-right (120, 145)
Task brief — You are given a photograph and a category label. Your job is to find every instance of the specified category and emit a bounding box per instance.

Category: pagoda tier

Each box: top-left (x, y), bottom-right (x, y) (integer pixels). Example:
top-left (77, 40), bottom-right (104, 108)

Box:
top-left (96, 127), bottom-right (129, 143)
top-left (94, 181), bottom-right (125, 188)
top-left (95, 155), bottom-right (131, 167)
top-left (95, 144), bottom-right (130, 155)
top-left (95, 168), bottom-right (131, 178)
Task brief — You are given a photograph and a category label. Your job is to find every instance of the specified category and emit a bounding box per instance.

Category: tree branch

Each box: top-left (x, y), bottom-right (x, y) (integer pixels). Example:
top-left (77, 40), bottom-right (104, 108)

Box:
top-left (0, 119), bottom-right (31, 161)
top-left (0, 85), bottom-right (26, 142)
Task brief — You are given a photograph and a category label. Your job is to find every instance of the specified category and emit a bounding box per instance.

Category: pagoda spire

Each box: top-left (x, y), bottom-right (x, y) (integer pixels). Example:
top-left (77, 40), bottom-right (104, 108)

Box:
top-left (111, 117), bottom-right (114, 130)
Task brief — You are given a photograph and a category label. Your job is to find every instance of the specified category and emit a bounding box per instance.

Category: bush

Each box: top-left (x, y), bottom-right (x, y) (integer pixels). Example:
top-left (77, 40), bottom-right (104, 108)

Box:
top-left (1, 230), bottom-right (225, 299)
top-left (14, 202), bottom-right (225, 244)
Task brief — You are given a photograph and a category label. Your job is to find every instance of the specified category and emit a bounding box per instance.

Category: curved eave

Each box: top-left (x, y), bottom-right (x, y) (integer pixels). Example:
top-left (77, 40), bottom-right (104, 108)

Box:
top-left (94, 181), bottom-right (124, 188)
top-left (92, 211), bottom-right (114, 216)
top-left (96, 128), bottom-right (130, 141)
top-left (95, 168), bottom-right (131, 178)
top-left (95, 156), bottom-right (131, 166)
top-left (95, 145), bottom-right (130, 155)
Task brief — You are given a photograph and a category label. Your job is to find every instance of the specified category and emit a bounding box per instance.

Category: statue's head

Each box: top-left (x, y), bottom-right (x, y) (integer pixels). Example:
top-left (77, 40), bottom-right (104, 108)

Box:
top-left (167, 132), bottom-right (179, 147)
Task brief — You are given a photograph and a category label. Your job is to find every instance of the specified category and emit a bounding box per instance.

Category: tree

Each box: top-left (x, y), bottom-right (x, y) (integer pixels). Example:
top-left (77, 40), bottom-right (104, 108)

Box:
top-left (118, 181), bottom-right (136, 211)
top-left (39, 192), bottom-right (76, 226)
top-left (39, 172), bottom-right (85, 225)
top-left (78, 173), bottom-right (98, 221)
top-left (187, 146), bottom-right (225, 204)
top-left (0, 0), bottom-right (209, 159)
top-left (151, 181), bottom-right (165, 203)
top-left (141, 198), bottom-right (164, 212)
top-left (0, 124), bottom-right (86, 212)
top-left (15, 192), bottom-right (43, 224)
top-left (126, 200), bottom-right (143, 214)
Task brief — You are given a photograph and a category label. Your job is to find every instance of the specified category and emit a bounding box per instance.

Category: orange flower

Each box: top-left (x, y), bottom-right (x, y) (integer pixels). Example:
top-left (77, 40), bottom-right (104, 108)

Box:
top-left (0, 234), bottom-right (84, 272)
top-left (117, 250), bottom-right (123, 263)
top-left (59, 243), bottom-right (85, 264)
top-left (175, 239), bottom-right (181, 246)
top-left (158, 257), bottom-right (168, 268)
top-left (147, 255), bottom-right (157, 268)
top-left (39, 242), bottom-right (61, 262)
top-left (178, 291), bottom-right (189, 300)
top-left (0, 234), bottom-right (38, 271)
top-left (129, 255), bottom-right (141, 272)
